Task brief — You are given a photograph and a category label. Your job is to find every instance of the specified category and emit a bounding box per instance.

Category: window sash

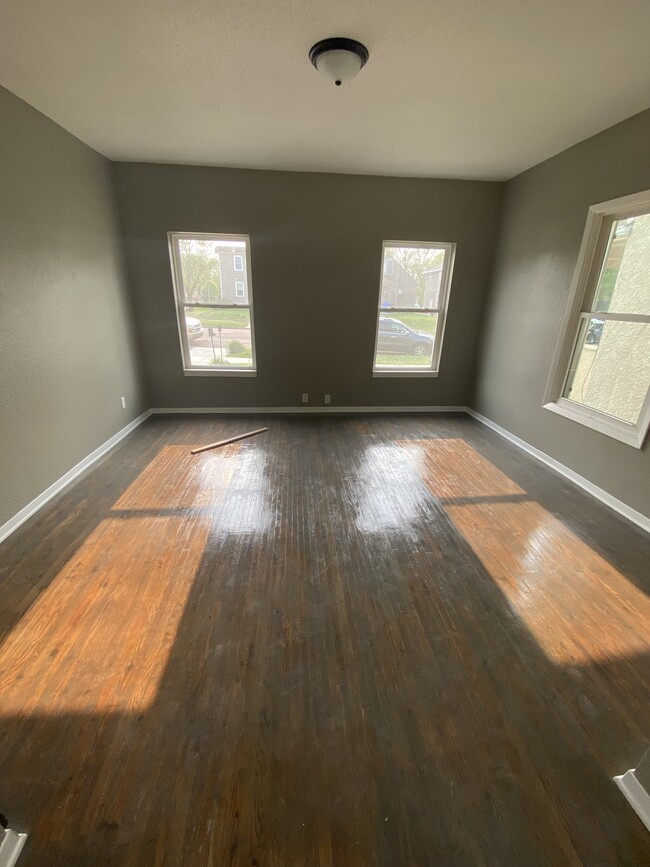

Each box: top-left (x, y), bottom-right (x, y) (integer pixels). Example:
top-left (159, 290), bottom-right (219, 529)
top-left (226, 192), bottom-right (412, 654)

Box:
top-left (573, 310), bottom-right (650, 324)
top-left (560, 313), bottom-right (650, 418)
top-left (182, 302), bottom-right (250, 310)
top-left (581, 211), bottom-right (650, 316)
top-left (377, 306), bottom-right (442, 314)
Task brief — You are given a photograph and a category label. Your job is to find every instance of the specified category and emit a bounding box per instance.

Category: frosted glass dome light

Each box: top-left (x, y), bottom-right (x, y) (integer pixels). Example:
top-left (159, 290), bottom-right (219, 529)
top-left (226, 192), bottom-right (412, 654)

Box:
top-left (309, 38), bottom-right (369, 87)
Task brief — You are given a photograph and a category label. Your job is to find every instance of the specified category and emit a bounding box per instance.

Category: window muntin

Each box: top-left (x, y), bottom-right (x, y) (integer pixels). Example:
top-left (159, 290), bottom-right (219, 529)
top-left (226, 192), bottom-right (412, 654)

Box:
top-left (544, 192), bottom-right (650, 447)
top-left (168, 233), bottom-right (256, 375)
top-left (373, 241), bottom-right (455, 376)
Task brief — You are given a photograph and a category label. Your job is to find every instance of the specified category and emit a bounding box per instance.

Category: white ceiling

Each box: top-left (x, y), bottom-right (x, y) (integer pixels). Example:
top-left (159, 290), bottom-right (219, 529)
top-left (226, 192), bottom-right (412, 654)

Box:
top-left (1, 0), bottom-right (649, 180)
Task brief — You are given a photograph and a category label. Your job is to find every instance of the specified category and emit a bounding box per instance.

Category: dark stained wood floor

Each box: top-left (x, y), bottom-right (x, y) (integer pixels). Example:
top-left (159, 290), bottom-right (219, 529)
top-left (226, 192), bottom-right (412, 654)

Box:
top-left (0, 415), bottom-right (648, 866)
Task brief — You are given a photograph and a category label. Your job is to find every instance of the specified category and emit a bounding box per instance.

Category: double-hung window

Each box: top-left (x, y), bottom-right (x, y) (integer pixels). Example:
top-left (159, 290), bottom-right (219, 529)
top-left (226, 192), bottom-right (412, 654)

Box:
top-left (544, 190), bottom-right (650, 447)
top-left (168, 232), bottom-right (257, 376)
top-left (373, 241), bottom-right (456, 376)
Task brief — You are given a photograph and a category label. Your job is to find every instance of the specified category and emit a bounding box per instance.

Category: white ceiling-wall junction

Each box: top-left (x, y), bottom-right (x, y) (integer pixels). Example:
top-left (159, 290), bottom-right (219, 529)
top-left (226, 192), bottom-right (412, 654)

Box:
top-left (1, 0), bottom-right (649, 179)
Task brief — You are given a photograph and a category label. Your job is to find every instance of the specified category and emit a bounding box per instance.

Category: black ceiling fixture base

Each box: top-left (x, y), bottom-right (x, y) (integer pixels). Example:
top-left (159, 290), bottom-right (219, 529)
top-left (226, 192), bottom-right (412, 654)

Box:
top-left (309, 37), bottom-right (369, 71)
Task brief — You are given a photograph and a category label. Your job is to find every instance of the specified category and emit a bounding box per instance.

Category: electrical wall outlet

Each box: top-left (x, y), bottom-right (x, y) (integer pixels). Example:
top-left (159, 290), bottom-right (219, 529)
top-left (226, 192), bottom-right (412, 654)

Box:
top-left (324, 394), bottom-right (331, 404)
top-left (120, 396), bottom-right (126, 409)
top-left (301, 393), bottom-right (309, 403)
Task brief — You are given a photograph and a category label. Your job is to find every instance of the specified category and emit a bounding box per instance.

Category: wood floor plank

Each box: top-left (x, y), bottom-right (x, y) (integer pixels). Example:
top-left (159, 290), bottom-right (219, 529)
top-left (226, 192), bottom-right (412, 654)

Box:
top-left (0, 415), bottom-right (648, 865)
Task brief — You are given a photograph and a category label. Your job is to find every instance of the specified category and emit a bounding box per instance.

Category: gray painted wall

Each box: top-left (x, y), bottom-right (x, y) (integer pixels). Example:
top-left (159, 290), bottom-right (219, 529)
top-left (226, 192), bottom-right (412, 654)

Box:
top-left (3, 82), bottom-right (648, 528)
top-left (114, 164), bottom-right (502, 409)
top-left (0, 87), bottom-right (146, 527)
top-left (472, 109), bottom-right (650, 519)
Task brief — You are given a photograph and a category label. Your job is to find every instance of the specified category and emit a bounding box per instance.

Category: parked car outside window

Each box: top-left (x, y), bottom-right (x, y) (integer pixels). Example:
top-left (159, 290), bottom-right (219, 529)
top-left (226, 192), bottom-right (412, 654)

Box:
top-left (377, 316), bottom-right (433, 357)
top-left (186, 315), bottom-right (203, 343)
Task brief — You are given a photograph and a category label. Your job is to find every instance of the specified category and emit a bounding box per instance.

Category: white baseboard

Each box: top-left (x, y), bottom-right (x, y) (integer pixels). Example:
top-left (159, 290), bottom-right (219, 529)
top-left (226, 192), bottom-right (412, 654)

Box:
top-left (465, 408), bottom-right (650, 534)
top-left (3, 404), bottom-right (647, 546)
top-left (614, 770), bottom-right (650, 832)
top-left (0, 830), bottom-right (27, 867)
top-left (150, 405), bottom-right (466, 415)
top-left (0, 410), bottom-right (152, 545)
top-left (0, 405), bottom-right (462, 545)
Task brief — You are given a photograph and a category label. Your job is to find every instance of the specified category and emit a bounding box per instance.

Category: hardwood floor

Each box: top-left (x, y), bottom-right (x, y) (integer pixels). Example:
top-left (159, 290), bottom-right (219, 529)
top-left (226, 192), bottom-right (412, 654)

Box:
top-left (0, 415), bottom-right (648, 866)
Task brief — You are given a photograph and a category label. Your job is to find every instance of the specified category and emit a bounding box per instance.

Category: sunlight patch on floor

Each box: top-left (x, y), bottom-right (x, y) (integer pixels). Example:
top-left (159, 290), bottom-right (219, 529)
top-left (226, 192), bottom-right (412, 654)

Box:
top-left (416, 438), bottom-right (650, 665)
top-left (0, 445), bottom-right (229, 716)
top-left (112, 443), bottom-right (240, 512)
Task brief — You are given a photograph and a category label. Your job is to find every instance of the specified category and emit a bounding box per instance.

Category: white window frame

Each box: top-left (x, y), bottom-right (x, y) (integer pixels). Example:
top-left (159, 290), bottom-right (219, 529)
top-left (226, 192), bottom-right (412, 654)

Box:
top-left (235, 280), bottom-right (245, 298)
top-left (543, 189), bottom-right (650, 448)
top-left (168, 232), bottom-right (257, 377)
top-left (372, 240), bottom-right (456, 377)
top-left (233, 254), bottom-right (244, 272)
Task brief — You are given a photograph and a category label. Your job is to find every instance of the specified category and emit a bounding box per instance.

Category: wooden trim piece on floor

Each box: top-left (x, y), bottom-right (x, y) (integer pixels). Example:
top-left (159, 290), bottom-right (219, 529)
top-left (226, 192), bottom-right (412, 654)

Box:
top-left (0, 410), bottom-right (152, 545)
top-left (0, 829), bottom-right (27, 867)
top-left (149, 406), bottom-right (467, 415)
top-left (465, 408), bottom-right (650, 535)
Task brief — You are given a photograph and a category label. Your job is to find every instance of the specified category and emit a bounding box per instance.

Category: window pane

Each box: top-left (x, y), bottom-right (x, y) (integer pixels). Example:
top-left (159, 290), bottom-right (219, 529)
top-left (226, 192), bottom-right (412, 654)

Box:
top-left (183, 307), bottom-right (253, 369)
top-left (563, 317), bottom-right (650, 424)
top-left (592, 213), bottom-right (650, 315)
top-left (375, 312), bottom-right (438, 368)
top-left (380, 245), bottom-right (446, 309)
top-left (177, 237), bottom-right (250, 305)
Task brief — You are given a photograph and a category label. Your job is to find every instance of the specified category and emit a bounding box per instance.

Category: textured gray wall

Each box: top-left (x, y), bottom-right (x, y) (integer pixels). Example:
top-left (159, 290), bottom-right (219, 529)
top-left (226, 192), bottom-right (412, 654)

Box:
top-left (472, 109), bottom-right (650, 519)
top-left (114, 164), bottom-right (502, 409)
top-left (0, 87), bottom-right (146, 528)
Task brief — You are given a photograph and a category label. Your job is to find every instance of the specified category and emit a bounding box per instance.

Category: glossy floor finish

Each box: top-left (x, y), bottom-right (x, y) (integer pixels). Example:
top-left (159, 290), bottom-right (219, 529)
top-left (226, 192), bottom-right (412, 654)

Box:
top-left (0, 416), bottom-right (648, 866)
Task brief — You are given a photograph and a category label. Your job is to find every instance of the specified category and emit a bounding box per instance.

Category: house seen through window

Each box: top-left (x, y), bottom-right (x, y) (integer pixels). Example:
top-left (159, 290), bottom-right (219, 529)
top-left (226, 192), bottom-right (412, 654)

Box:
top-left (168, 233), bottom-right (256, 374)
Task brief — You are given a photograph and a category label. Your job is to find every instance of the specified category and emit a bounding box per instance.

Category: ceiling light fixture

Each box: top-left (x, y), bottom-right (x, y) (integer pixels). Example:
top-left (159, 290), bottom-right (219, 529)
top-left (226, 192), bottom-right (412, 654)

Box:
top-left (309, 37), bottom-right (369, 87)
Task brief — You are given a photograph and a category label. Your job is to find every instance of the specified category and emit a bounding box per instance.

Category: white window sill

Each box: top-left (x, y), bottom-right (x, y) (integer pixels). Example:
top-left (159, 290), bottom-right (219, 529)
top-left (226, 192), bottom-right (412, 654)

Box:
top-left (373, 369), bottom-right (439, 378)
top-left (183, 369), bottom-right (257, 377)
top-left (543, 400), bottom-right (646, 449)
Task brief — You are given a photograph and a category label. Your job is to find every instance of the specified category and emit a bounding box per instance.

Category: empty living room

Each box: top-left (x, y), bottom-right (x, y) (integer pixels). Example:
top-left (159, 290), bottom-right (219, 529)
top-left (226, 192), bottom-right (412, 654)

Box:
top-left (1, 1), bottom-right (649, 864)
